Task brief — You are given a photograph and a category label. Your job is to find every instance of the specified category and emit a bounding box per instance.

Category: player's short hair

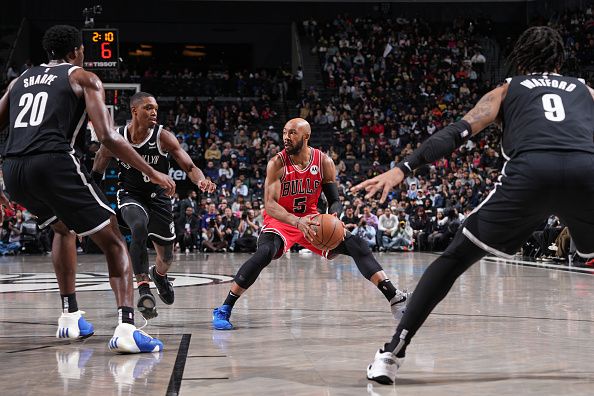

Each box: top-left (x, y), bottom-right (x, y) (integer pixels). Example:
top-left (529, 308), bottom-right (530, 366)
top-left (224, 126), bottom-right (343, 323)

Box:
top-left (42, 25), bottom-right (82, 60)
top-left (507, 26), bottom-right (565, 74)
top-left (130, 92), bottom-right (155, 107)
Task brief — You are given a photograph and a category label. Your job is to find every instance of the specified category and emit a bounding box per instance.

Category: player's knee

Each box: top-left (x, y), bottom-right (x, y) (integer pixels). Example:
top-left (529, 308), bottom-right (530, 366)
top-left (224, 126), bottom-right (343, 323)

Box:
top-left (258, 243), bottom-right (277, 262)
top-left (51, 221), bottom-right (71, 236)
top-left (345, 234), bottom-right (372, 256)
top-left (130, 222), bottom-right (149, 241)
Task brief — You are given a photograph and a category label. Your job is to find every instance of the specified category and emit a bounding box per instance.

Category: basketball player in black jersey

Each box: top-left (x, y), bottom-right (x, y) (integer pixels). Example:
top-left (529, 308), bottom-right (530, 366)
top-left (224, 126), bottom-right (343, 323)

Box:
top-left (0, 25), bottom-right (175, 353)
top-left (92, 92), bottom-right (216, 319)
top-left (353, 26), bottom-right (594, 384)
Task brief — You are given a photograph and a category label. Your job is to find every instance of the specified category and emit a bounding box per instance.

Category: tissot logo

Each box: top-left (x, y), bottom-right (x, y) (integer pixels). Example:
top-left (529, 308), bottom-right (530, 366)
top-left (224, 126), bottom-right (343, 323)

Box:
top-left (0, 272), bottom-right (233, 293)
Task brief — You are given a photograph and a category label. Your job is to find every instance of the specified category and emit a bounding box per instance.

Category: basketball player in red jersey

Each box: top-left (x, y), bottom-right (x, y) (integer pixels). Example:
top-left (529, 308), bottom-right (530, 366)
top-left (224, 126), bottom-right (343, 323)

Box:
top-left (213, 118), bottom-right (409, 330)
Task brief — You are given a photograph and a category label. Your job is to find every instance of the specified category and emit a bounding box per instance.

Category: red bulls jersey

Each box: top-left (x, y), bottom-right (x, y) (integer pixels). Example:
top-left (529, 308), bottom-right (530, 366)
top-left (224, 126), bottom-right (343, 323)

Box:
top-left (277, 147), bottom-right (323, 216)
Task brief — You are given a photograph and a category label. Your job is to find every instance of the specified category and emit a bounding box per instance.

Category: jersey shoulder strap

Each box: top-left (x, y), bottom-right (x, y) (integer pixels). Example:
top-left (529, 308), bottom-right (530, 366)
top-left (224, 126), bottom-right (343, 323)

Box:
top-left (155, 124), bottom-right (168, 156)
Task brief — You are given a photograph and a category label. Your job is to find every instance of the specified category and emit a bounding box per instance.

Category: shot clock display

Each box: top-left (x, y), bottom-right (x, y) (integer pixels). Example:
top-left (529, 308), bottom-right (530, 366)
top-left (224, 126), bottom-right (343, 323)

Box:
top-left (82, 29), bottom-right (119, 69)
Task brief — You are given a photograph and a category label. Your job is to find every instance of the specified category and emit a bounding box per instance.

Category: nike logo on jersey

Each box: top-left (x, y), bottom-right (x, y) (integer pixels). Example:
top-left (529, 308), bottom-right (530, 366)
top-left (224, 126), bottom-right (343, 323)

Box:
top-left (148, 142), bottom-right (156, 147)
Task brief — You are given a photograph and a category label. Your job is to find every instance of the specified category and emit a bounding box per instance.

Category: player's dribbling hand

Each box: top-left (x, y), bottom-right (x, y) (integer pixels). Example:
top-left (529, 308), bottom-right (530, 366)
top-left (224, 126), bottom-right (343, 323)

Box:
top-left (295, 214), bottom-right (320, 244)
top-left (150, 171), bottom-right (176, 197)
top-left (198, 179), bottom-right (217, 194)
top-left (351, 167), bottom-right (405, 204)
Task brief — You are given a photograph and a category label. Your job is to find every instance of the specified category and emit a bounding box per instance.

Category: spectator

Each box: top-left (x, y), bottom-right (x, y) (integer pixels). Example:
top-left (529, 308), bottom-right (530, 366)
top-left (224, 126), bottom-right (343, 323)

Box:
top-left (361, 206), bottom-right (379, 229)
top-left (221, 207), bottom-right (240, 251)
top-left (340, 206), bottom-right (359, 233)
top-left (202, 216), bottom-right (228, 252)
top-left (176, 206), bottom-right (200, 253)
top-left (203, 160), bottom-right (219, 182)
top-left (353, 218), bottom-right (376, 250)
top-left (232, 179), bottom-right (249, 198)
top-left (219, 161), bottom-right (234, 180)
top-left (179, 190), bottom-right (198, 217)
top-left (378, 207), bottom-right (398, 252)
top-left (234, 210), bottom-right (259, 252)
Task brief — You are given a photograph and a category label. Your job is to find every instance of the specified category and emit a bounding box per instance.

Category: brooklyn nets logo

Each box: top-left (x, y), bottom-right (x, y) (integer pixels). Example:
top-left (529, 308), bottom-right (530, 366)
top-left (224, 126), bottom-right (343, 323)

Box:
top-left (0, 272), bottom-right (233, 293)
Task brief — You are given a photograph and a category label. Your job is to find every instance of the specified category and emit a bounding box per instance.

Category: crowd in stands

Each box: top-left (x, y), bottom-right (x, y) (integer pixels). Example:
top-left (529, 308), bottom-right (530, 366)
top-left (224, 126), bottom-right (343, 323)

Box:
top-left (97, 63), bottom-right (302, 100)
top-left (297, 14), bottom-right (500, 252)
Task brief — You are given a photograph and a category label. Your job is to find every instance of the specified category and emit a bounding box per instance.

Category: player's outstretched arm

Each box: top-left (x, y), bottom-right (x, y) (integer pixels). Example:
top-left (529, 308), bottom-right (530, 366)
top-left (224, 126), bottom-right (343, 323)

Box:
top-left (351, 84), bottom-right (508, 203)
top-left (263, 156), bottom-right (319, 243)
top-left (159, 129), bottom-right (216, 193)
top-left (71, 69), bottom-right (176, 197)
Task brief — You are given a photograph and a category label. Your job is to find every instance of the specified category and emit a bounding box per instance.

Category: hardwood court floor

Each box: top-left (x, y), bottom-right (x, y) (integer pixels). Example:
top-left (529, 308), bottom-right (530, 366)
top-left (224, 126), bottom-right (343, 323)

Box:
top-left (0, 251), bottom-right (593, 395)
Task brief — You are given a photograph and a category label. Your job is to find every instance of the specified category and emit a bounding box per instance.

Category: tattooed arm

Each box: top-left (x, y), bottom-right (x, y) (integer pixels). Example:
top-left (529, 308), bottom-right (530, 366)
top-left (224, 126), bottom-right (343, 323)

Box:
top-left (463, 84), bottom-right (508, 136)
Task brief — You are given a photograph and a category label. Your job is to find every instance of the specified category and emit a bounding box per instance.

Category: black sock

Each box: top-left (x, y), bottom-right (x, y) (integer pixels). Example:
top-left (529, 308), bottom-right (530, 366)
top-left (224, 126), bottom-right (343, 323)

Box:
top-left (61, 293), bottom-right (78, 313)
top-left (377, 279), bottom-right (397, 302)
top-left (118, 306), bottom-right (135, 325)
top-left (138, 282), bottom-right (151, 296)
top-left (223, 291), bottom-right (240, 308)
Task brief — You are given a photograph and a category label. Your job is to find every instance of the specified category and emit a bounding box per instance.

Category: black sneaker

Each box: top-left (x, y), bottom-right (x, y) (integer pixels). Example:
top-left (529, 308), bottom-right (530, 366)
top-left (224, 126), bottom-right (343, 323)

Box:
top-left (137, 292), bottom-right (158, 320)
top-left (149, 265), bottom-right (175, 305)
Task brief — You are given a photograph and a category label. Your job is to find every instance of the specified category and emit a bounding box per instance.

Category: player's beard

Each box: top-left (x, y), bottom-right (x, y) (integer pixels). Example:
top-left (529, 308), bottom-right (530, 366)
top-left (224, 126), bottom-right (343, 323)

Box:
top-left (285, 137), bottom-right (305, 155)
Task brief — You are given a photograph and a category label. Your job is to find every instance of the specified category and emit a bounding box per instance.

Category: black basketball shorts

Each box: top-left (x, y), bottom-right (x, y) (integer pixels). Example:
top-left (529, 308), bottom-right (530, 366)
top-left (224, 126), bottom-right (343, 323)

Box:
top-left (462, 151), bottom-right (594, 258)
top-left (3, 152), bottom-right (115, 236)
top-left (116, 189), bottom-right (175, 245)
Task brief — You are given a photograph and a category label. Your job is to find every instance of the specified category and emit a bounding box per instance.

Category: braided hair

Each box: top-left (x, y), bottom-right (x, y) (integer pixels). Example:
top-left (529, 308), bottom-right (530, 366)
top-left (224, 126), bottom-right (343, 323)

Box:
top-left (506, 26), bottom-right (565, 75)
top-left (42, 25), bottom-right (82, 61)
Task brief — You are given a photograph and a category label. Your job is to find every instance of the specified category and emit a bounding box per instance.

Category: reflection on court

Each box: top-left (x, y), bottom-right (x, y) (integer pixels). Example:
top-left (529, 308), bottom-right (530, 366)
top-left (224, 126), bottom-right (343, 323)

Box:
top-left (0, 252), bottom-right (593, 395)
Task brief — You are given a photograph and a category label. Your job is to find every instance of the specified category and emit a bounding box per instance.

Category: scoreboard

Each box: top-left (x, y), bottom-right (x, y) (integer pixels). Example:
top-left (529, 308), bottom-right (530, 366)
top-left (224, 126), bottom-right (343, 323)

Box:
top-left (82, 28), bottom-right (119, 69)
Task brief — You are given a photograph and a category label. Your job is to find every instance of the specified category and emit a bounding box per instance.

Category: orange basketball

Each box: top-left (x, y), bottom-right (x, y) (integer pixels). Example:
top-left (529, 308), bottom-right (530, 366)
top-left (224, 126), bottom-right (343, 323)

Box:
top-left (311, 214), bottom-right (345, 251)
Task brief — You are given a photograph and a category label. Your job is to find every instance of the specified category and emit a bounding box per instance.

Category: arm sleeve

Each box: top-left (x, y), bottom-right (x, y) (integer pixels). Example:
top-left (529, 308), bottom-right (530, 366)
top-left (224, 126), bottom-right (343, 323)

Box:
top-left (397, 120), bottom-right (472, 176)
top-left (322, 183), bottom-right (343, 216)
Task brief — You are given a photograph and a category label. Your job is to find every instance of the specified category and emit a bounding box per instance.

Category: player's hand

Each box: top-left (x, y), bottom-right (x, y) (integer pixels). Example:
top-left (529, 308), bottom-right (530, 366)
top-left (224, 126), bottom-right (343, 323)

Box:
top-left (295, 214), bottom-right (320, 244)
top-left (149, 171), bottom-right (176, 197)
top-left (351, 167), bottom-right (405, 203)
top-left (198, 179), bottom-right (216, 194)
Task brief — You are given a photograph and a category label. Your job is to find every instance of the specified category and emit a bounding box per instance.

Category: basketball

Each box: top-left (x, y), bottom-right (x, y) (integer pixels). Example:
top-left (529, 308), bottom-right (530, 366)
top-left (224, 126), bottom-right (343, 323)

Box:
top-left (311, 214), bottom-right (345, 251)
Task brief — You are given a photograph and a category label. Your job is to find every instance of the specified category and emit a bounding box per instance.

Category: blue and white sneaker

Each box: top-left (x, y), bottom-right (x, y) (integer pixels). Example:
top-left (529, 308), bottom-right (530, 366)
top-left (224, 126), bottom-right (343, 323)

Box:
top-left (56, 311), bottom-right (95, 339)
top-left (108, 323), bottom-right (164, 353)
top-left (212, 305), bottom-right (233, 330)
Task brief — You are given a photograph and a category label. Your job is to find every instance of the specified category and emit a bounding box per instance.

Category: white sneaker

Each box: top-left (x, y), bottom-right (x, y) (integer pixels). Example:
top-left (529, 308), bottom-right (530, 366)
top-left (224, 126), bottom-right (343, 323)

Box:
top-left (390, 290), bottom-right (411, 321)
top-left (366, 349), bottom-right (403, 385)
top-left (109, 352), bottom-right (162, 386)
top-left (56, 347), bottom-right (94, 380)
top-left (108, 323), bottom-right (164, 354)
top-left (56, 311), bottom-right (94, 339)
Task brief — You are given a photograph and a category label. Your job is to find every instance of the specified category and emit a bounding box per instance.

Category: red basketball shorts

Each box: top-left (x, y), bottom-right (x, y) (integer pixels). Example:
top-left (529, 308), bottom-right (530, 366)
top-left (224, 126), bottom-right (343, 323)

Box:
top-left (261, 211), bottom-right (330, 259)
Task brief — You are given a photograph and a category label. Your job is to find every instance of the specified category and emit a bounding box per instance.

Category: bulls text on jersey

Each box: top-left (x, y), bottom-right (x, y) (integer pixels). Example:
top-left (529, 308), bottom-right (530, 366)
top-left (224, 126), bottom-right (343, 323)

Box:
top-left (281, 178), bottom-right (321, 197)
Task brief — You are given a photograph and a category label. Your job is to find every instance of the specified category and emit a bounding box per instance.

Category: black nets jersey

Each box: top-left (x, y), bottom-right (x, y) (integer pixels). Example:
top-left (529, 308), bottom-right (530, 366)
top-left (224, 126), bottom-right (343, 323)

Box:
top-left (501, 73), bottom-right (594, 159)
top-left (5, 63), bottom-right (87, 157)
top-left (116, 124), bottom-right (169, 196)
